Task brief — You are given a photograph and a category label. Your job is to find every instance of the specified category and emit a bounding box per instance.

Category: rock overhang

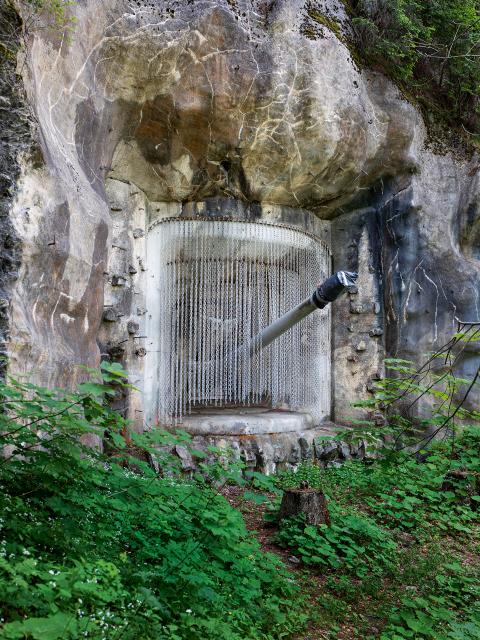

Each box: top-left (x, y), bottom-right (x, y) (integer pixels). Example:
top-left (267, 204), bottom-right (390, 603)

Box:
top-left (60, 1), bottom-right (420, 213)
top-left (2, 0), bottom-right (479, 441)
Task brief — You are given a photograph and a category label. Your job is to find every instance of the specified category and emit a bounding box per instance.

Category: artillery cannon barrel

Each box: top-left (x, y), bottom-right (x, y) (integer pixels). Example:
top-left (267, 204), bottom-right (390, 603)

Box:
top-left (248, 270), bottom-right (358, 357)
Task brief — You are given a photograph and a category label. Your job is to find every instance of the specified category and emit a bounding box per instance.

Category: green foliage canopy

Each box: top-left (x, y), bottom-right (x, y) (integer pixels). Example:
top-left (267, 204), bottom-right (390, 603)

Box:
top-left (346, 0), bottom-right (480, 137)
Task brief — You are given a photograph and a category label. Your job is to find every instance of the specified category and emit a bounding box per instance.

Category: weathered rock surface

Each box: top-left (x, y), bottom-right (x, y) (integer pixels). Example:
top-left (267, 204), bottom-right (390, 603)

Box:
top-left (0, 2), bottom-right (33, 377)
top-left (2, 0), bottom-right (479, 423)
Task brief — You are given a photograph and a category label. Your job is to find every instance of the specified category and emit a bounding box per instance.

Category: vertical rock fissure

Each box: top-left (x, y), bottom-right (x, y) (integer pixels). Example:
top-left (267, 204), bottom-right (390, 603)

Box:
top-left (0, 2), bottom-right (34, 377)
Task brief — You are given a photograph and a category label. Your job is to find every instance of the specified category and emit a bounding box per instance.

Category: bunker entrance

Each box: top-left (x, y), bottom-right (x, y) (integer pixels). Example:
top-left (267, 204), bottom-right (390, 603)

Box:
top-left (144, 218), bottom-right (331, 428)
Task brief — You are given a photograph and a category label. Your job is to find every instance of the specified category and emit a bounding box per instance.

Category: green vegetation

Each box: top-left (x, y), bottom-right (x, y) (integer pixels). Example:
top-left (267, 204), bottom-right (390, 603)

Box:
top-left (275, 506), bottom-right (397, 579)
top-left (273, 430), bottom-right (480, 639)
top-left (270, 342), bottom-right (480, 638)
top-left (307, 8), bottom-right (343, 39)
top-left (343, 0), bottom-right (480, 141)
top-left (0, 332), bottom-right (479, 638)
top-left (0, 365), bottom-right (306, 639)
top-left (25, 0), bottom-right (77, 35)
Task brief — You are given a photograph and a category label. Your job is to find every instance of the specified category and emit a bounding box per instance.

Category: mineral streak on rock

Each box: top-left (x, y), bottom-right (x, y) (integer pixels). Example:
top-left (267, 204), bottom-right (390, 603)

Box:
top-left (1, 0), bottom-right (479, 424)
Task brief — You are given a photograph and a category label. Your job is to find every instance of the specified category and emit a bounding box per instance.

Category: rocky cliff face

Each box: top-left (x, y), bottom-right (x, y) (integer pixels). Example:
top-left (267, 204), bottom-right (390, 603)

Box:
top-left (3, 0), bottom-right (480, 422)
top-left (0, 2), bottom-right (32, 377)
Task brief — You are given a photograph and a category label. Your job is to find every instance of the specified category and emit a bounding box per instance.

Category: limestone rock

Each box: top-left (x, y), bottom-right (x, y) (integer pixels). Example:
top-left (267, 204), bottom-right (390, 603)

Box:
top-left (103, 308), bottom-right (118, 323)
top-left (0, 0), bottom-right (477, 427)
top-left (174, 445), bottom-right (194, 471)
top-left (127, 321), bottom-right (139, 335)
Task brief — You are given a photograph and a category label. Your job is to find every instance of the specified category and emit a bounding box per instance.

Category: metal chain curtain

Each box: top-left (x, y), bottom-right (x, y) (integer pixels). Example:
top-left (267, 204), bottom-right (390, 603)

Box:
top-left (145, 219), bottom-right (331, 426)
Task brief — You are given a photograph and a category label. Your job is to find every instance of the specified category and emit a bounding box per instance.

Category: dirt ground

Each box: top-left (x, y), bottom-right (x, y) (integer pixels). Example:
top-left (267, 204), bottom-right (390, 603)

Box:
top-left (221, 486), bottom-right (363, 640)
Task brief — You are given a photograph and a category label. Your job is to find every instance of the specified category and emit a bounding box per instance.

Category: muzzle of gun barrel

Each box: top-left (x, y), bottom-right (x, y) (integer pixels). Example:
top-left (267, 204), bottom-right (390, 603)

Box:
top-left (311, 271), bottom-right (358, 309)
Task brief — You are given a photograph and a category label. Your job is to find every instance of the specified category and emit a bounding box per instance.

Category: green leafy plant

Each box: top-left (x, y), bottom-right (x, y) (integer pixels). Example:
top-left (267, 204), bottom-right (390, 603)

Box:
top-left (26, 0), bottom-right (77, 37)
top-left (275, 504), bottom-right (397, 579)
top-left (0, 366), bottom-right (306, 639)
top-left (342, 323), bottom-right (480, 454)
top-left (381, 561), bottom-right (480, 639)
top-left (344, 0), bottom-right (480, 140)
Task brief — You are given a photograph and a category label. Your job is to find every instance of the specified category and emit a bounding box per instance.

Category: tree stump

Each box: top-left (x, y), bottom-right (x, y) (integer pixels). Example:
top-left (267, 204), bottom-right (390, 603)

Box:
top-left (278, 486), bottom-right (331, 526)
top-left (441, 469), bottom-right (480, 510)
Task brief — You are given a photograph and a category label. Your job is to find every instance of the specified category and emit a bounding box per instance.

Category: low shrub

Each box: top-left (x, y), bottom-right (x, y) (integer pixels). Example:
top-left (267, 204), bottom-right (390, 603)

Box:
top-left (0, 365), bottom-right (306, 639)
top-left (275, 506), bottom-right (397, 578)
top-left (272, 423), bottom-right (480, 638)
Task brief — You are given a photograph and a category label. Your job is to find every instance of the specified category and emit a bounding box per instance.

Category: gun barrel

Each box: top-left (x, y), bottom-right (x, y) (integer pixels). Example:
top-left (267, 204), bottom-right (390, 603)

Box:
top-left (248, 270), bottom-right (358, 356)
